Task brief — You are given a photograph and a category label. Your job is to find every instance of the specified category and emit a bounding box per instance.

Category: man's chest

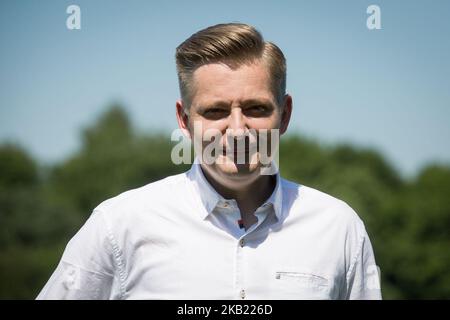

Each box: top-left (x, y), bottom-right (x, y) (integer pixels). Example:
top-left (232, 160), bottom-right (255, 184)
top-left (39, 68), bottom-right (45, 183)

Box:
top-left (119, 222), bottom-right (346, 299)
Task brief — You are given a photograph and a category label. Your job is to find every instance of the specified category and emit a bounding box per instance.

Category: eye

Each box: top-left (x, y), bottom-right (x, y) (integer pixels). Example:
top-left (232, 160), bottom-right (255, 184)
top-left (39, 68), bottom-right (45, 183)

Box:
top-left (202, 108), bottom-right (228, 120)
top-left (244, 105), bottom-right (271, 117)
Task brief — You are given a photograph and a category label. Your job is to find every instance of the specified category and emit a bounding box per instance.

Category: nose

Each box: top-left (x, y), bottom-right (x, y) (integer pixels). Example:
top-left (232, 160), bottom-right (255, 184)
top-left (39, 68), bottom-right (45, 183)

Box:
top-left (225, 108), bottom-right (249, 155)
top-left (228, 108), bottom-right (247, 138)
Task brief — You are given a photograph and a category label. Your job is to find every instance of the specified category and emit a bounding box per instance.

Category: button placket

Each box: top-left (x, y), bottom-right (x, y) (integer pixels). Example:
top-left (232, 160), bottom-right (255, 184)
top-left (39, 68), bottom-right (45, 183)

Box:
top-left (235, 234), bottom-right (247, 300)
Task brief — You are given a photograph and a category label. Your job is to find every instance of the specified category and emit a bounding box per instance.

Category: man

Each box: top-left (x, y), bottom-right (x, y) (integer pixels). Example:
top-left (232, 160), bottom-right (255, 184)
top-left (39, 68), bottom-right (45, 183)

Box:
top-left (37, 23), bottom-right (381, 299)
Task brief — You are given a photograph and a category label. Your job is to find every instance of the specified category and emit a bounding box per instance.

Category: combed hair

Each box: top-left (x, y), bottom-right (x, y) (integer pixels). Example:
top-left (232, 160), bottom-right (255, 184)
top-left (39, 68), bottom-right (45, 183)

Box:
top-left (175, 23), bottom-right (286, 108)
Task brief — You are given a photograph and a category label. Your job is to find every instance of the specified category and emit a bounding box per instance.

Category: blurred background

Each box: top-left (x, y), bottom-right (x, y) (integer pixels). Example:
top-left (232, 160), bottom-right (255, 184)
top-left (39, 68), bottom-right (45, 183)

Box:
top-left (1, 0), bottom-right (449, 299)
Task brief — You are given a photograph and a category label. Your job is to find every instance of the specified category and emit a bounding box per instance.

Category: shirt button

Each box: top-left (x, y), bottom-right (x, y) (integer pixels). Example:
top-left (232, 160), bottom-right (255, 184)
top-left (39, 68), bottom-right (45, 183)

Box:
top-left (239, 239), bottom-right (245, 247)
top-left (240, 289), bottom-right (246, 299)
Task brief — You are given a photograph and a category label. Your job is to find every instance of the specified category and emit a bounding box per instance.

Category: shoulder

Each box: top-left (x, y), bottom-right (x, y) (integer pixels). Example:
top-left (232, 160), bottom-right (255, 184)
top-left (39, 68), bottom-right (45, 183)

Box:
top-left (280, 178), bottom-right (370, 267)
top-left (280, 177), bottom-right (365, 231)
top-left (93, 172), bottom-right (188, 222)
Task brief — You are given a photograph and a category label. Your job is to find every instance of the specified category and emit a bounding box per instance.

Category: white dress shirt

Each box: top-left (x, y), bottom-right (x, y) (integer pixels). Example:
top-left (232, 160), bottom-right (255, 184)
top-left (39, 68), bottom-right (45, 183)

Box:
top-left (37, 161), bottom-right (382, 300)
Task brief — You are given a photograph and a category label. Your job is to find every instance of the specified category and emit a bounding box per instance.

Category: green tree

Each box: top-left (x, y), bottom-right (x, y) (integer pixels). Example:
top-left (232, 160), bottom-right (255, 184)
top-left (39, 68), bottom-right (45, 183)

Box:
top-left (1, 104), bottom-right (449, 299)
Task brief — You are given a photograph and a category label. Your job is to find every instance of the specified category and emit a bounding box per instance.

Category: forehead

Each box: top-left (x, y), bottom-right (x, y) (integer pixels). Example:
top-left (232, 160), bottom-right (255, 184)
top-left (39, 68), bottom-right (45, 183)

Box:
top-left (191, 61), bottom-right (274, 105)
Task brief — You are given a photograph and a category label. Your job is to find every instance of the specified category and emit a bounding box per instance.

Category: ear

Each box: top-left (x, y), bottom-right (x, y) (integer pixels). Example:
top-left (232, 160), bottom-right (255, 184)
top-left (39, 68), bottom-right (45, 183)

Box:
top-left (279, 94), bottom-right (292, 135)
top-left (176, 100), bottom-right (191, 138)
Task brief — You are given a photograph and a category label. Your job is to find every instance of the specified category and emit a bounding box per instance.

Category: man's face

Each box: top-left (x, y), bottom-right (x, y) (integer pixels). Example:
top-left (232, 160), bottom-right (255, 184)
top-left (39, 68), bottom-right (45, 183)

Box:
top-left (176, 60), bottom-right (291, 186)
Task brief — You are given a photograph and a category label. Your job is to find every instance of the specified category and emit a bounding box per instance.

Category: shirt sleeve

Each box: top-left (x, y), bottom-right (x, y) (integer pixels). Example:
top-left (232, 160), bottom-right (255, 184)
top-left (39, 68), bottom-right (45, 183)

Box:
top-left (36, 209), bottom-right (122, 300)
top-left (345, 226), bottom-right (382, 300)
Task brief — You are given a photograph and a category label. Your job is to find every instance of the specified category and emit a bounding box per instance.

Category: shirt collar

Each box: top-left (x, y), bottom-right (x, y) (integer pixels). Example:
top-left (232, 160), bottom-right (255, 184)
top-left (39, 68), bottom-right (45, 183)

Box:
top-left (187, 157), bottom-right (283, 221)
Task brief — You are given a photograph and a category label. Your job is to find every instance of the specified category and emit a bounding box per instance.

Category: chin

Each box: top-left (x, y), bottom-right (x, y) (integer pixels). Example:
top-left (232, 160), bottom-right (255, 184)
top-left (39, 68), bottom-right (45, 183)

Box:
top-left (213, 154), bottom-right (262, 178)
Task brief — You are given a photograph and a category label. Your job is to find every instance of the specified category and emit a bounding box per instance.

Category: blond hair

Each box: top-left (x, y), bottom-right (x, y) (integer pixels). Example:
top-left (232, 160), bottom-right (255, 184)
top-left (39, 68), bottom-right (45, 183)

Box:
top-left (175, 23), bottom-right (286, 108)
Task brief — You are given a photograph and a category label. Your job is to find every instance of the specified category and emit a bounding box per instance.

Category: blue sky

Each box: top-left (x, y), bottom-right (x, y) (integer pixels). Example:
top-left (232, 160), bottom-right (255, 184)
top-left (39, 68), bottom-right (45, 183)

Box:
top-left (1, 0), bottom-right (449, 177)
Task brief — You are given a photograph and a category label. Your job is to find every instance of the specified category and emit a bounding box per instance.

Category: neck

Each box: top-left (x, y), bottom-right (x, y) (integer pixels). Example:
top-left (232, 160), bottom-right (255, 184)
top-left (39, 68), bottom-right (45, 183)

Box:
top-left (200, 165), bottom-right (276, 215)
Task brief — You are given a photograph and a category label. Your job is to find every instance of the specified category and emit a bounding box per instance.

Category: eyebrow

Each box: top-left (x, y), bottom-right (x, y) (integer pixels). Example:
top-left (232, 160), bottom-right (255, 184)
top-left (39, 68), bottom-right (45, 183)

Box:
top-left (199, 98), bottom-right (275, 110)
top-left (240, 99), bottom-right (275, 108)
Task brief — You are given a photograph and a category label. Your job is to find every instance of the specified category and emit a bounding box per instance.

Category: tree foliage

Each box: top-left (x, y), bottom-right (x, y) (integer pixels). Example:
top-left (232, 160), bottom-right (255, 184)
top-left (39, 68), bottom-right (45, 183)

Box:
top-left (0, 104), bottom-right (448, 299)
